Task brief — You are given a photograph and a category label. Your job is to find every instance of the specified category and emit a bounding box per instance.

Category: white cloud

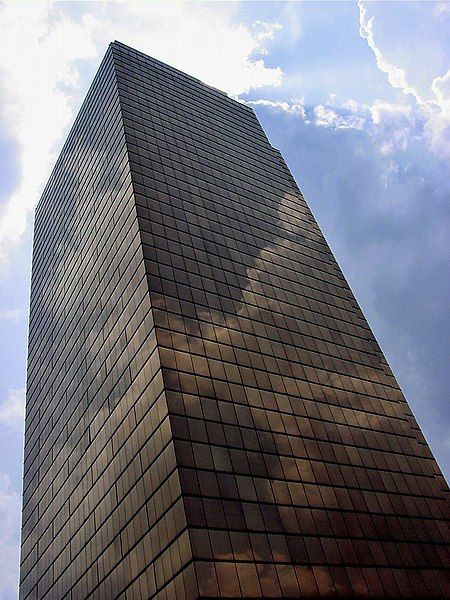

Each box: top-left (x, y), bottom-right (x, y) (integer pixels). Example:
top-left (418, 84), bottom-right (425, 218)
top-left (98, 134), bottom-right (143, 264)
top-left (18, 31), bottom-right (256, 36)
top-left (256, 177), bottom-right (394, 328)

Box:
top-left (250, 93), bottom-right (423, 189)
top-left (0, 388), bottom-right (25, 427)
top-left (245, 98), bottom-right (307, 120)
top-left (314, 103), bottom-right (366, 130)
top-left (247, 89), bottom-right (428, 179)
top-left (0, 308), bottom-right (21, 322)
top-left (122, 3), bottom-right (283, 94)
top-left (369, 100), bottom-right (412, 125)
top-left (247, 4), bottom-right (447, 163)
top-left (247, 94), bottom-right (420, 165)
top-left (357, 0), bottom-right (423, 104)
top-left (253, 20), bottom-right (283, 51)
top-left (0, 472), bottom-right (21, 600)
top-left (358, 0), bottom-right (450, 159)
top-left (432, 70), bottom-right (450, 104)
top-left (368, 100), bottom-right (418, 157)
top-left (109, 2), bottom-right (283, 96)
top-left (0, 1), bottom-right (283, 273)
top-left (427, 70), bottom-right (450, 157)
top-left (0, 1), bottom-right (97, 273)
top-left (314, 105), bottom-right (341, 128)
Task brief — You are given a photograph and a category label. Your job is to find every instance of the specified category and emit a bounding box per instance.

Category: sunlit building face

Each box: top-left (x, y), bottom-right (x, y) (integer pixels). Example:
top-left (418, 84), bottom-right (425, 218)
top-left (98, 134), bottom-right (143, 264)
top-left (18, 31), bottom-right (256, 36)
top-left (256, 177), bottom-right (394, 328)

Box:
top-left (20, 41), bottom-right (449, 599)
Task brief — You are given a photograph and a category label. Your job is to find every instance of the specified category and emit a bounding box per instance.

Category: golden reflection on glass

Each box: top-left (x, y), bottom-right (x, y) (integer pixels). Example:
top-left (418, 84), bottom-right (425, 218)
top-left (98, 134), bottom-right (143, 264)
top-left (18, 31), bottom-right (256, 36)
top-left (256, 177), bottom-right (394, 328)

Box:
top-left (21, 39), bottom-right (449, 600)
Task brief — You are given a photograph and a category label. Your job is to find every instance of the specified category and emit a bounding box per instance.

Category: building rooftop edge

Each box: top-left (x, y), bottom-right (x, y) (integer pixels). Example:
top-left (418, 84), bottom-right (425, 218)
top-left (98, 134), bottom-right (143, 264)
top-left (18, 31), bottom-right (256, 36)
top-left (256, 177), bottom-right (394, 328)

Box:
top-left (109, 39), bottom-right (254, 111)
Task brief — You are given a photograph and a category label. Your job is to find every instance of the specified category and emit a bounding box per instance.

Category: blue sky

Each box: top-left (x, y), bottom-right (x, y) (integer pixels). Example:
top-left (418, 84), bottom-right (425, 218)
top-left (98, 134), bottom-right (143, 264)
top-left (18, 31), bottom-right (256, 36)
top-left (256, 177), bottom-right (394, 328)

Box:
top-left (0, 2), bottom-right (449, 598)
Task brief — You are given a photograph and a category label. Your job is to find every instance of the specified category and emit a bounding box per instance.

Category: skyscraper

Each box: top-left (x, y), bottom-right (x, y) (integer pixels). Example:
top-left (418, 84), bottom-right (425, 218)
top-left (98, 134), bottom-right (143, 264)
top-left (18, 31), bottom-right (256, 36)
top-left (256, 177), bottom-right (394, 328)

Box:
top-left (20, 41), bottom-right (449, 599)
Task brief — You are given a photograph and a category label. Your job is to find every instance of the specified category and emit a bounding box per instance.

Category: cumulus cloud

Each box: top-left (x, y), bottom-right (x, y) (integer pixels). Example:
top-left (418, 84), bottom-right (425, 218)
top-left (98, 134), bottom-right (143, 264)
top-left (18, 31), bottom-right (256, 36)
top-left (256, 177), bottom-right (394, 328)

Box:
top-left (432, 70), bottom-right (450, 103)
top-left (255, 94), bottom-right (418, 168)
top-left (314, 103), bottom-right (366, 130)
top-left (358, 0), bottom-right (450, 159)
top-left (0, 1), bottom-right (97, 273)
top-left (369, 100), bottom-right (412, 125)
top-left (312, 98), bottom-right (416, 144)
top-left (0, 472), bottom-right (21, 600)
top-left (253, 20), bottom-right (283, 50)
top-left (111, 1), bottom-right (283, 95)
top-left (0, 388), bottom-right (25, 427)
top-left (357, 0), bottom-right (423, 104)
top-left (0, 1), bottom-right (283, 273)
top-left (251, 3), bottom-right (448, 162)
top-left (427, 70), bottom-right (450, 157)
top-left (245, 98), bottom-right (307, 119)
top-left (248, 2), bottom-right (448, 165)
top-left (368, 100), bottom-right (420, 157)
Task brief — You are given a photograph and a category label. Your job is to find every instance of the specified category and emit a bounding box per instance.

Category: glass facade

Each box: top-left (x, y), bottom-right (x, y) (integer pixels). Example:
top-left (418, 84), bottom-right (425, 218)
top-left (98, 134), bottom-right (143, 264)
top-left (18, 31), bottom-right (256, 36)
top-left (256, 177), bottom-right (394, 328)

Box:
top-left (20, 41), bottom-right (449, 599)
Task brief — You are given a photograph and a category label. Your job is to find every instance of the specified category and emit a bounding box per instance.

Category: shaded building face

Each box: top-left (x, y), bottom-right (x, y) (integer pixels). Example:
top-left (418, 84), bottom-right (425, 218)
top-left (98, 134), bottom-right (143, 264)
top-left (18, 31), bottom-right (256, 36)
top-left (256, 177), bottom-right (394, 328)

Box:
top-left (20, 41), bottom-right (449, 599)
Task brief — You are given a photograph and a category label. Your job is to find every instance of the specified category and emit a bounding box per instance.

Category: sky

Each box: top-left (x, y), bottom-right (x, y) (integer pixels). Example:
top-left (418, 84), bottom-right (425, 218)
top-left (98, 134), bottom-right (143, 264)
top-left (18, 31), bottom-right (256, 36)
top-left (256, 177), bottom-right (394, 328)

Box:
top-left (0, 1), bottom-right (449, 598)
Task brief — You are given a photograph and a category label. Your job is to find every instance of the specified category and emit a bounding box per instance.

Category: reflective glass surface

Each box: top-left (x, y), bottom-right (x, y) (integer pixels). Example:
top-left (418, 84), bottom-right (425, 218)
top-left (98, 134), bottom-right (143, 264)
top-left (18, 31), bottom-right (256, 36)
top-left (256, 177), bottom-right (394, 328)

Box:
top-left (20, 41), bottom-right (449, 599)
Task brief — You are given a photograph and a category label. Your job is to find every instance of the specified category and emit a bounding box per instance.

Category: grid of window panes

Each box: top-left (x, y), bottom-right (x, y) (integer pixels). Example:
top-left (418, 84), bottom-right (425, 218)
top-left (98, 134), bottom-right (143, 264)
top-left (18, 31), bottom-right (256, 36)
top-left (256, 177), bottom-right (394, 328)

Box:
top-left (113, 41), bottom-right (449, 598)
top-left (20, 47), bottom-right (191, 600)
top-left (21, 40), bottom-right (449, 600)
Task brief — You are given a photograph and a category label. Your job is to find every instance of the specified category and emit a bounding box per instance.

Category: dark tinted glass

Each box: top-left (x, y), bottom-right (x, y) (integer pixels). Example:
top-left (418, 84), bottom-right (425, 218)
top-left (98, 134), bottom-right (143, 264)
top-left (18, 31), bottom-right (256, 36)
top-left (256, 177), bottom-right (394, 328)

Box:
top-left (20, 41), bottom-right (449, 599)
